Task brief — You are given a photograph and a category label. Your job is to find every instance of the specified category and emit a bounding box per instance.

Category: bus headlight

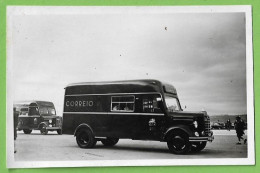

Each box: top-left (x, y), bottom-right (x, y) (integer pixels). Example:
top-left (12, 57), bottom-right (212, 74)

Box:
top-left (34, 118), bottom-right (37, 124)
top-left (201, 131), bottom-right (205, 135)
top-left (193, 121), bottom-right (198, 129)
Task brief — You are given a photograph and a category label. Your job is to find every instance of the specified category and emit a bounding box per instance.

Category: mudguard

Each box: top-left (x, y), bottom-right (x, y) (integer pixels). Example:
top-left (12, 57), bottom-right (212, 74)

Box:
top-left (163, 125), bottom-right (193, 141)
top-left (73, 123), bottom-right (94, 136)
top-left (38, 122), bottom-right (48, 129)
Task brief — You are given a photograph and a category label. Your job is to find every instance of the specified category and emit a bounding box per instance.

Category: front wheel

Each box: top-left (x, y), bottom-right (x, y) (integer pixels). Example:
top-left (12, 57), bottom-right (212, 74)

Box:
top-left (23, 129), bottom-right (32, 134)
top-left (40, 124), bottom-right (48, 135)
top-left (101, 138), bottom-right (119, 146)
top-left (76, 128), bottom-right (97, 148)
top-left (167, 131), bottom-right (191, 154)
top-left (191, 142), bottom-right (207, 152)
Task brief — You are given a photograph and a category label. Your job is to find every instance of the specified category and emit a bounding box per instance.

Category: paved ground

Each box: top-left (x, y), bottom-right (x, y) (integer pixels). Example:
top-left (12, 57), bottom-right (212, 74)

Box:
top-left (14, 130), bottom-right (247, 161)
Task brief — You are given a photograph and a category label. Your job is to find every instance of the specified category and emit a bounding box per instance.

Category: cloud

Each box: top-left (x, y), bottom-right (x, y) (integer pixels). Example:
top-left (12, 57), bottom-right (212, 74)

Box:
top-left (10, 11), bottom-right (247, 115)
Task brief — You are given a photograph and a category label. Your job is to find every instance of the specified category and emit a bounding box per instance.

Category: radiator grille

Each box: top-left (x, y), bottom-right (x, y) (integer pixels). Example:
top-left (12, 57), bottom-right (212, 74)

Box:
top-left (204, 116), bottom-right (211, 136)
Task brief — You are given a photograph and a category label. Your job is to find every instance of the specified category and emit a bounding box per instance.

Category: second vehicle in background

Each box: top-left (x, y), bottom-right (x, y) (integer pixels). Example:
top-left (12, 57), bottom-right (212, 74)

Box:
top-left (14, 101), bottom-right (62, 135)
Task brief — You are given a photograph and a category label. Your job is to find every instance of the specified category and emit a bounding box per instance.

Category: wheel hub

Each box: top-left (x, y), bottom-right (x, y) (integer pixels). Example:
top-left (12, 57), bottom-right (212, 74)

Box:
top-left (172, 136), bottom-right (186, 150)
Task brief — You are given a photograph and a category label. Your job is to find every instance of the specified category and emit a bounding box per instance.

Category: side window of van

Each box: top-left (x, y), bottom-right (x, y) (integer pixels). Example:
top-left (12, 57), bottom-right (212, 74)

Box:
top-left (111, 95), bottom-right (135, 112)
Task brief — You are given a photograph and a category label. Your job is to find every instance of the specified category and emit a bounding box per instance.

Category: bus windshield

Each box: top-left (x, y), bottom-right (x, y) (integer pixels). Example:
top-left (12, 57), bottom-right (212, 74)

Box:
top-left (165, 95), bottom-right (181, 112)
top-left (39, 107), bottom-right (56, 115)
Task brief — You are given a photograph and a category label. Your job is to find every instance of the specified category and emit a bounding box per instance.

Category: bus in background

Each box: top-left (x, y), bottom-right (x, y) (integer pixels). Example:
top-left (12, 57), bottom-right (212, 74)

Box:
top-left (14, 101), bottom-right (62, 135)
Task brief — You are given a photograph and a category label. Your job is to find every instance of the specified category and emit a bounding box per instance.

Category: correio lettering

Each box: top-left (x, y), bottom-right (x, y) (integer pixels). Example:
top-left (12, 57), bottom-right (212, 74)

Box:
top-left (66, 100), bottom-right (94, 107)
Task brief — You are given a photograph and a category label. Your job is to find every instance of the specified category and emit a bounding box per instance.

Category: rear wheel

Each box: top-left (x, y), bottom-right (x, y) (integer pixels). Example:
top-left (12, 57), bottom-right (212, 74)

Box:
top-left (101, 138), bottom-right (119, 146)
top-left (191, 142), bottom-right (207, 152)
top-left (76, 128), bottom-right (97, 148)
top-left (23, 129), bottom-right (32, 134)
top-left (167, 130), bottom-right (191, 154)
top-left (40, 124), bottom-right (48, 135)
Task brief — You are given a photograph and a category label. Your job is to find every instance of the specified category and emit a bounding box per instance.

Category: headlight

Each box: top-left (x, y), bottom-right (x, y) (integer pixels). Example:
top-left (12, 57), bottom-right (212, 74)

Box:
top-left (49, 120), bottom-right (52, 123)
top-left (193, 121), bottom-right (198, 128)
top-left (34, 118), bottom-right (37, 124)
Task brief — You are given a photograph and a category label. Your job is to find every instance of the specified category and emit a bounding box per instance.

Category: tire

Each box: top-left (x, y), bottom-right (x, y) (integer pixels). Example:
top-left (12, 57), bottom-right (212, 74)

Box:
top-left (40, 124), bottom-right (48, 135)
top-left (23, 129), bottom-right (32, 134)
top-left (191, 141), bottom-right (207, 152)
top-left (76, 128), bottom-right (97, 148)
top-left (101, 138), bottom-right (119, 146)
top-left (57, 129), bottom-right (62, 135)
top-left (167, 130), bottom-right (191, 154)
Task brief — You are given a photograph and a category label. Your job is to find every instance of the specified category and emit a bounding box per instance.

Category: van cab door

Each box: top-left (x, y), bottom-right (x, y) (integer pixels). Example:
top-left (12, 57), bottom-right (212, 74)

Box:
top-left (136, 94), bottom-right (165, 140)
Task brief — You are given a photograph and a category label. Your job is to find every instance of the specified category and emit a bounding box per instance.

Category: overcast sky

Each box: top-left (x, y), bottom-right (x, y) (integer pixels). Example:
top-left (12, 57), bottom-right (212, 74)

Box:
top-left (8, 7), bottom-right (247, 116)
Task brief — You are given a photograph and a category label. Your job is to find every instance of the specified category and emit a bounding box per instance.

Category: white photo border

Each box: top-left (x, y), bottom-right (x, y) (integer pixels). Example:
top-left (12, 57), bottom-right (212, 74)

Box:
top-left (6, 5), bottom-right (255, 168)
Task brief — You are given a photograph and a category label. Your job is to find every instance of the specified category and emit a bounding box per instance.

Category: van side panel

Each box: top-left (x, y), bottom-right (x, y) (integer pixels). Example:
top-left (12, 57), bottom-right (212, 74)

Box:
top-left (62, 80), bottom-right (167, 138)
top-left (62, 113), bottom-right (112, 136)
top-left (62, 95), bottom-right (111, 135)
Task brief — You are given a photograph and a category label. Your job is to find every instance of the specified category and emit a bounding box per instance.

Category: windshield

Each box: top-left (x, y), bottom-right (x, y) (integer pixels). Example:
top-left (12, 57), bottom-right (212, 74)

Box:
top-left (39, 107), bottom-right (56, 115)
top-left (165, 95), bottom-right (181, 112)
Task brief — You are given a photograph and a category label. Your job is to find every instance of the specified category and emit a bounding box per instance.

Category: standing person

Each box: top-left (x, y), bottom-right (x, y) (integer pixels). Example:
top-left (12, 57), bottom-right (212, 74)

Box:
top-left (14, 107), bottom-right (19, 153)
top-left (226, 119), bottom-right (231, 131)
top-left (234, 116), bottom-right (246, 144)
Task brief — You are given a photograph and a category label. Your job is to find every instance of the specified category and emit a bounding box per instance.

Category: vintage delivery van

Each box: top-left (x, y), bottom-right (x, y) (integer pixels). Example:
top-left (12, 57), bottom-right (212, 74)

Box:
top-left (62, 80), bottom-right (213, 154)
top-left (14, 101), bottom-right (62, 135)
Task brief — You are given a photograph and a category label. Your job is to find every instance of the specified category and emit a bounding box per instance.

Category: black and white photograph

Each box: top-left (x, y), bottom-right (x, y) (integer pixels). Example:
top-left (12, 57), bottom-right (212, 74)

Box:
top-left (7, 6), bottom-right (254, 168)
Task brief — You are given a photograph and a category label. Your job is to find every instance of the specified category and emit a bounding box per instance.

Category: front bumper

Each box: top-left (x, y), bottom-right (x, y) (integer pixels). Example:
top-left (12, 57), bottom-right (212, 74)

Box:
top-left (189, 131), bottom-right (214, 142)
top-left (46, 126), bottom-right (62, 130)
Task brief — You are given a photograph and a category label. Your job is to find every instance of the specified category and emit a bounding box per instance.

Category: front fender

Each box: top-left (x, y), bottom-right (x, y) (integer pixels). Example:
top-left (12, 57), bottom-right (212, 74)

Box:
top-left (38, 122), bottom-right (48, 129)
top-left (163, 125), bottom-right (193, 141)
